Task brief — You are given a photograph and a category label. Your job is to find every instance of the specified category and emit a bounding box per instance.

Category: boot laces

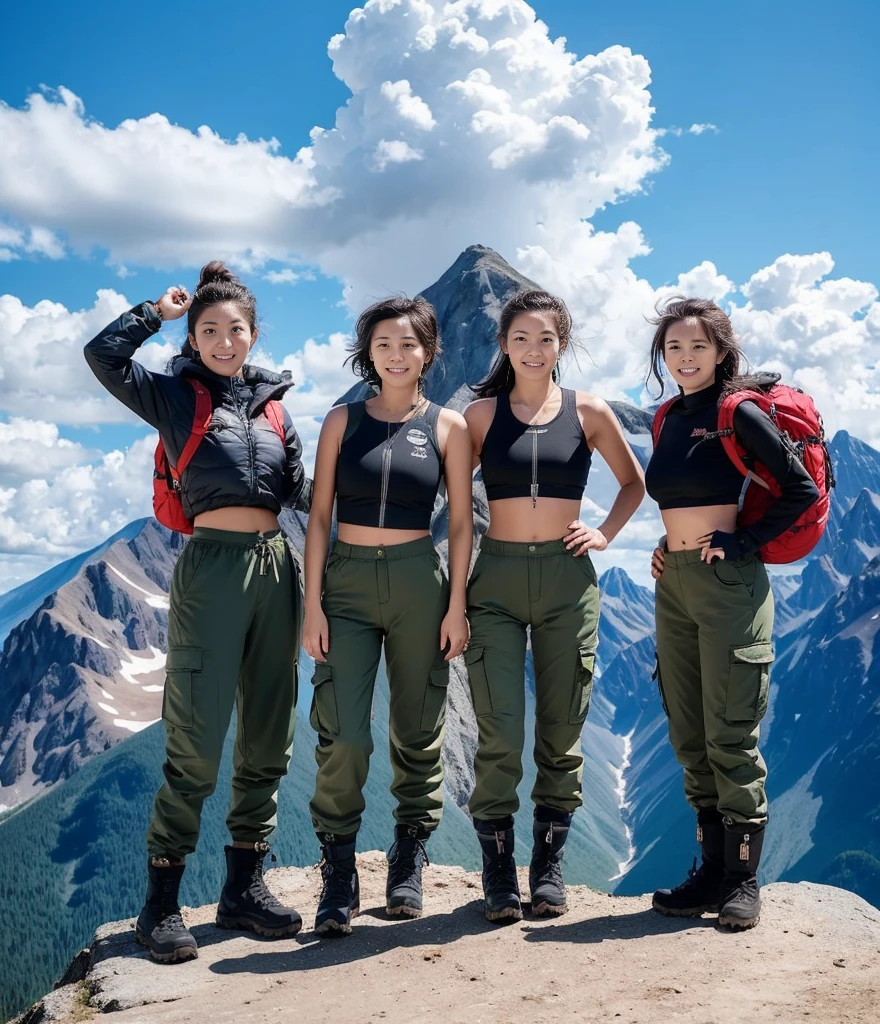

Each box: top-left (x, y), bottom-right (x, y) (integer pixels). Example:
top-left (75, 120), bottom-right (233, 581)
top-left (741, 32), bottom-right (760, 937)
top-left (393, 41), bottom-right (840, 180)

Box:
top-left (157, 873), bottom-right (184, 923)
top-left (387, 837), bottom-right (428, 891)
top-left (319, 858), bottom-right (355, 907)
top-left (245, 845), bottom-right (282, 909)
top-left (488, 844), bottom-right (517, 896)
top-left (670, 857), bottom-right (715, 894)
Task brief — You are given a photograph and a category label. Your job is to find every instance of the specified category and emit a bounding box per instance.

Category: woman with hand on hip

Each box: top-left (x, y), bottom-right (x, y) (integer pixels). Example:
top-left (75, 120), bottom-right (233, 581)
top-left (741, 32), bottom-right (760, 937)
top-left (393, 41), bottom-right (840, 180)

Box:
top-left (646, 297), bottom-right (819, 930)
top-left (464, 290), bottom-right (645, 922)
top-left (302, 296), bottom-right (472, 935)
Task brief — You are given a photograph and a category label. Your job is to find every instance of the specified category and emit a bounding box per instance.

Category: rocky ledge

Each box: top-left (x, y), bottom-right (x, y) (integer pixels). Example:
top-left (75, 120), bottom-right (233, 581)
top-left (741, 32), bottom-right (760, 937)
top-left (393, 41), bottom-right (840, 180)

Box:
top-left (17, 852), bottom-right (880, 1024)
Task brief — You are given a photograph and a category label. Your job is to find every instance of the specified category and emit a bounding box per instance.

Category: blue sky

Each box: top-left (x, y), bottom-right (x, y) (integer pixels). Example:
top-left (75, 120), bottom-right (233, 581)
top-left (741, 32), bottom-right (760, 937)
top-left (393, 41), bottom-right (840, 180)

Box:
top-left (0, 0), bottom-right (877, 590)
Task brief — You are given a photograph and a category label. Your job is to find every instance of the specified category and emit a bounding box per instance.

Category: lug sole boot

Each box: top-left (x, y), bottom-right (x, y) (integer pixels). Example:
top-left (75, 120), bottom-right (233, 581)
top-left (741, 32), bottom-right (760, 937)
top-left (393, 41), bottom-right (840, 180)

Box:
top-left (386, 824), bottom-right (430, 919)
top-left (475, 819), bottom-right (522, 923)
top-left (135, 858), bottom-right (198, 963)
top-left (529, 812), bottom-right (572, 918)
top-left (215, 843), bottom-right (302, 938)
top-left (718, 821), bottom-right (765, 930)
top-left (315, 836), bottom-right (360, 936)
top-left (653, 807), bottom-right (725, 918)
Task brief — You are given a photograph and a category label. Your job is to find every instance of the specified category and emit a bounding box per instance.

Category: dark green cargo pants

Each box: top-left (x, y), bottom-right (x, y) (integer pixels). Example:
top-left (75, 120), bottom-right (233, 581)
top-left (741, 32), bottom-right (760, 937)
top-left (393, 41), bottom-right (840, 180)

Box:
top-left (309, 536), bottom-right (450, 838)
top-left (655, 548), bottom-right (774, 826)
top-left (465, 537), bottom-right (600, 821)
top-left (147, 528), bottom-right (300, 859)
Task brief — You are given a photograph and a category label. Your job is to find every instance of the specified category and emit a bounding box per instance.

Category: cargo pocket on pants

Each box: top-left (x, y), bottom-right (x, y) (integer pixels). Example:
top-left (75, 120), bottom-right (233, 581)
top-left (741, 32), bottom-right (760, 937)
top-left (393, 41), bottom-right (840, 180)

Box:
top-left (568, 646), bottom-right (596, 724)
top-left (163, 647), bottom-right (202, 730)
top-left (464, 646), bottom-right (493, 717)
top-left (420, 662), bottom-right (450, 733)
top-left (725, 642), bottom-right (774, 724)
top-left (309, 662), bottom-right (340, 737)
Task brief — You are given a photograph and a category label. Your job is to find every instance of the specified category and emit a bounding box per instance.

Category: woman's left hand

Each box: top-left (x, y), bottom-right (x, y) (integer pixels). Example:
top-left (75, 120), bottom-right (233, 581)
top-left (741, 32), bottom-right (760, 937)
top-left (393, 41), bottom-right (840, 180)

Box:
top-left (440, 609), bottom-right (470, 661)
top-left (564, 521), bottom-right (608, 556)
top-left (697, 532), bottom-right (725, 563)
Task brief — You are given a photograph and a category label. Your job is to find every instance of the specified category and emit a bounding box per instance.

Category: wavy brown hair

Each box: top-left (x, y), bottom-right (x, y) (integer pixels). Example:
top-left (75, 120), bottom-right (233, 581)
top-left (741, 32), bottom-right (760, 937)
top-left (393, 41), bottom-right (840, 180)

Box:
top-left (646, 296), bottom-right (745, 399)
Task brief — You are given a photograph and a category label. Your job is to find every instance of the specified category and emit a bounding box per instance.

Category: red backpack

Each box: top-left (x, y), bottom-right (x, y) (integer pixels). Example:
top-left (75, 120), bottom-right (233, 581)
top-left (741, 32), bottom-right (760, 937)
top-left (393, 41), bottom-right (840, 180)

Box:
top-left (153, 379), bottom-right (286, 534)
top-left (652, 374), bottom-right (835, 564)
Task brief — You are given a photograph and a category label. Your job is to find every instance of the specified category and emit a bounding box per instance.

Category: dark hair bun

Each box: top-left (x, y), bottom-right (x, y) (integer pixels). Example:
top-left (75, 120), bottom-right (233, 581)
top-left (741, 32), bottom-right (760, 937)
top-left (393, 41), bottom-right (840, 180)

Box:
top-left (195, 260), bottom-right (239, 291)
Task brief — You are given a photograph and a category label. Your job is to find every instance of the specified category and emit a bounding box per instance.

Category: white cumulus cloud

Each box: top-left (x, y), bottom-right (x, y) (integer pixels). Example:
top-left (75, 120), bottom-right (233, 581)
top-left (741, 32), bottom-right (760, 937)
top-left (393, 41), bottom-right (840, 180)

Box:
top-left (0, 1), bottom-right (665, 308)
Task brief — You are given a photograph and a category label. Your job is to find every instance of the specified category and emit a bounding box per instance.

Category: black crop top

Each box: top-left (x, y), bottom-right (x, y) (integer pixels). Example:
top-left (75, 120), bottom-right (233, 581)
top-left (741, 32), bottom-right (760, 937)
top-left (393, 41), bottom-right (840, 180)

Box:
top-left (646, 380), bottom-right (820, 558)
top-left (336, 400), bottom-right (443, 530)
top-left (480, 388), bottom-right (592, 504)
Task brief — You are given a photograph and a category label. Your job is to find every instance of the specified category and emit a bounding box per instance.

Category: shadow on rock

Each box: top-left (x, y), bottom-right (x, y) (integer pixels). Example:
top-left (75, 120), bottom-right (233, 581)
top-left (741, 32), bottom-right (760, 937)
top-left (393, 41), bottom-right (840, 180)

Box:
top-left (209, 899), bottom-right (492, 975)
top-left (522, 908), bottom-right (715, 943)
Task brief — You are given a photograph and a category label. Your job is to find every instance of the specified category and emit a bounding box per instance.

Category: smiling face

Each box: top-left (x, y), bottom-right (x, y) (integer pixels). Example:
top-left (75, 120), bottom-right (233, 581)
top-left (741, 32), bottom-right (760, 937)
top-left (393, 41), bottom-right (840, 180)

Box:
top-left (662, 317), bottom-right (726, 394)
top-left (189, 301), bottom-right (257, 377)
top-left (369, 315), bottom-right (428, 391)
top-left (501, 310), bottom-right (562, 381)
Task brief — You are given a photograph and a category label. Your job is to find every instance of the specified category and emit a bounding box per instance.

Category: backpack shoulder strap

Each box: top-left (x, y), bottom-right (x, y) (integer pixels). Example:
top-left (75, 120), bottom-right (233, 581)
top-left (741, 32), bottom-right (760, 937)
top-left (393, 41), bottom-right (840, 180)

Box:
top-left (265, 400), bottom-right (287, 442)
top-left (170, 380), bottom-right (213, 481)
top-left (717, 390), bottom-right (766, 479)
top-left (651, 396), bottom-right (679, 447)
top-left (341, 401), bottom-right (365, 445)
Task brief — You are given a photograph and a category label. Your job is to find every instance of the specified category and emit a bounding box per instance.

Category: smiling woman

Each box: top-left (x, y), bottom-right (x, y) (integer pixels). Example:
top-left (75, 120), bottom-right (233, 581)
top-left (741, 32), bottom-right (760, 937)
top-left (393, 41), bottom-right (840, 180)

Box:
top-left (644, 296), bottom-right (820, 931)
top-left (302, 295), bottom-right (473, 935)
top-left (82, 260), bottom-right (312, 963)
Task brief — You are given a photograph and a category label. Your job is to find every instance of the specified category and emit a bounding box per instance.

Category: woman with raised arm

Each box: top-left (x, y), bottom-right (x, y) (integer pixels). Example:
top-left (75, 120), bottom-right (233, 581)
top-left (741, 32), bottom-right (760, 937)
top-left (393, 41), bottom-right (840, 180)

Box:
top-left (464, 290), bottom-right (645, 922)
top-left (302, 296), bottom-right (472, 935)
top-left (645, 297), bottom-right (819, 930)
top-left (84, 263), bottom-right (310, 963)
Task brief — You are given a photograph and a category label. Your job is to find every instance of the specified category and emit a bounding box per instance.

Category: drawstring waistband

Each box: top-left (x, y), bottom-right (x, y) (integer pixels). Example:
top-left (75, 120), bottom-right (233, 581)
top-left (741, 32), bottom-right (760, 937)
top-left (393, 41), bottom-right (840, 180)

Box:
top-left (254, 538), bottom-right (280, 582)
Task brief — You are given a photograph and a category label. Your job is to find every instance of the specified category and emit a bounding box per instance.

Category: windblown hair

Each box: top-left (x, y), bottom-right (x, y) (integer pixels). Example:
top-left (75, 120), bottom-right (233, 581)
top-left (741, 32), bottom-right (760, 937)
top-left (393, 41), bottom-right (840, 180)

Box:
top-left (346, 295), bottom-right (441, 388)
top-left (646, 296), bottom-right (747, 399)
top-left (176, 261), bottom-right (258, 363)
top-left (473, 290), bottom-right (574, 398)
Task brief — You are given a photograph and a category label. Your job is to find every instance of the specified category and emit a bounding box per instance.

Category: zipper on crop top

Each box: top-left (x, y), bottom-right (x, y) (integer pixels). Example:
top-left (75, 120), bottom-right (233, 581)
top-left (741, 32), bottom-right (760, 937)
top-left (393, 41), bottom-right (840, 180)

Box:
top-left (529, 427), bottom-right (540, 507)
top-left (378, 442), bottom-right (392, 529)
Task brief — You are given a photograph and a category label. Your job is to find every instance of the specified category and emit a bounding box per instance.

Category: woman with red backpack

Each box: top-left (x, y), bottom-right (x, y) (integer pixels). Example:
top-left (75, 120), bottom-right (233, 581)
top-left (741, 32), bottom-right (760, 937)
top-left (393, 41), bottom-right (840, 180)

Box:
top-left (84, 262), bottom-right (311, 963)
top-left (645, 297), bottom-right (824, 930)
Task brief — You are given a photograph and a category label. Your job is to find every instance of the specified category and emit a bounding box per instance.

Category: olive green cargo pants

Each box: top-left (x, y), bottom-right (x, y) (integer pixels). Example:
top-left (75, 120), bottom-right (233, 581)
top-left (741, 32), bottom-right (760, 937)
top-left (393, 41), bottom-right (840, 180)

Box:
top-left (464, 538), bottom-right (600, 822)
top-left (147, 528), bottom-right (300, 859)
top-left (655, 548), bottom-right (775, 826)
top-left (308, 537), bottom-right (450, 838)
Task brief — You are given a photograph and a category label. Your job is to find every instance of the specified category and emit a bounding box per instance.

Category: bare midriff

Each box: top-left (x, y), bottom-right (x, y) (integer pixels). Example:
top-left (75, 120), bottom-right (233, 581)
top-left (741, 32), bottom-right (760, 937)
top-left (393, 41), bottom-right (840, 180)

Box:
top-left (486, 496), bottom-right (584, 542)
top-left (337, 524), bottom-right (431, 547)
top-left (661, 504), bottom-right (738, 550)
top-left (193, 506), bottom-right (282, 533)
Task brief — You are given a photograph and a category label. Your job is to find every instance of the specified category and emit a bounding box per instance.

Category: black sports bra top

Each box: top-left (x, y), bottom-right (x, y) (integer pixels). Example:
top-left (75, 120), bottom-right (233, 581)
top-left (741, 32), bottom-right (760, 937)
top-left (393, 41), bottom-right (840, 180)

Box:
top-left (336, 400), bottom-right (443, 530)
top-left (480, 388), bottom-right (592, 504)
top-left (645, 381), bottom-right (745, 509)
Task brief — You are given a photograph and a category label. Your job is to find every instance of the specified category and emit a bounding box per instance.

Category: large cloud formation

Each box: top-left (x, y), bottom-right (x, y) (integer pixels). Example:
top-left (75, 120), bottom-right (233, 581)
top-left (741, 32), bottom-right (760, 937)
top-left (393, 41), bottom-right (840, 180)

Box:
top-left (0, 0), bottom-right (663, 307)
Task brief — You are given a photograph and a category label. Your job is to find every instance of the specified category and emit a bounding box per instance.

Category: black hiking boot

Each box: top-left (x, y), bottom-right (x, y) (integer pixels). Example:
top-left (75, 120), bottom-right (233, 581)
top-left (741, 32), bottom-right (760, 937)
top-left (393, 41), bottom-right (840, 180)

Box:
top-left (215, 843), bottom-right (302, 938)
top-left (653, 807), bottom-right (725, 917)
top-left (475, 819), bottom-right (522, 923)
top-left (135, 858), bottom-right (198, 963)
top-left (529, 811), bottom-right (572, 917)
top-left (386, 824), bottom-right (430, 918)
top-left (315, 836), bottom-right (360, 936)
top-left (718, 820), bottom-right (765, 930)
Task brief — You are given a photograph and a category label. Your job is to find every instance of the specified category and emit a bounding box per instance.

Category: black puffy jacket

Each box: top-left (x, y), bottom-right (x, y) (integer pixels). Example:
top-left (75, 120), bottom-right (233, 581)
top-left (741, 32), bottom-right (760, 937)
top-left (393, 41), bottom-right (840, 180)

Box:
top-left (84, 302), bottom-right (311, 519)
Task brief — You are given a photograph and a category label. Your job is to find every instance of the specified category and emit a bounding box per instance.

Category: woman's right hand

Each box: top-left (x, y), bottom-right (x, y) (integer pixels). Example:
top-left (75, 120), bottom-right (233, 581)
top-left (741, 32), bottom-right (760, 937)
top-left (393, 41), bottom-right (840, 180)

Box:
top-left (303, 608), bottom-right (330, 662)
top-left (650, 546), bottom-right (665, 579)
top-left (154, 286), bottom-right (192, 321)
